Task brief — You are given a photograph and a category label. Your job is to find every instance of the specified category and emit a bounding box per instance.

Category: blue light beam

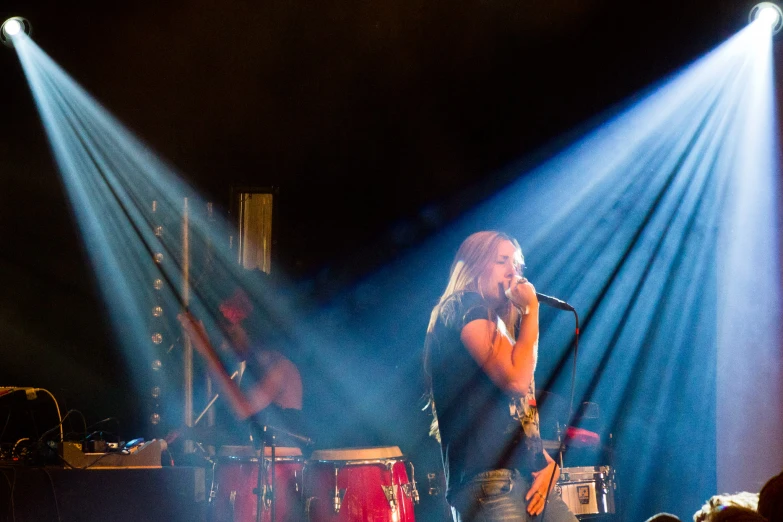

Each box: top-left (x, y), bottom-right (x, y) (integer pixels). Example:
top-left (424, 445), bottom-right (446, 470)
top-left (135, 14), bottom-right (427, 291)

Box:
top-left (364, 21), bottom-right (781, 521)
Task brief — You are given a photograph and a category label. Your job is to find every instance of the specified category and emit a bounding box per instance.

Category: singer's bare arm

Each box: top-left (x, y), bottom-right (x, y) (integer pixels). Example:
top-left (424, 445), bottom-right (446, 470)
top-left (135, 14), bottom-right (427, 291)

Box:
top-left (460, 278), bottom-right (539, 395)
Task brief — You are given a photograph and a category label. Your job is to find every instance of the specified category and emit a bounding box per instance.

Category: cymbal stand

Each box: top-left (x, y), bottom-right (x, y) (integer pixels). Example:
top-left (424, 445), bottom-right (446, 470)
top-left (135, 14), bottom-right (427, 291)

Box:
top-left (555, 422), bottom-right (565, 470)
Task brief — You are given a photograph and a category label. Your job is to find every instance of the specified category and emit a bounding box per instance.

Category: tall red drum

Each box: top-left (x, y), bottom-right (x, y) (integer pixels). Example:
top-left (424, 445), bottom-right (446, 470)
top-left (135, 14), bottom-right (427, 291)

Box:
top-left (211, 446), bottom-right (305, 522)
top-left (303, 447), bottom-right (418, 522)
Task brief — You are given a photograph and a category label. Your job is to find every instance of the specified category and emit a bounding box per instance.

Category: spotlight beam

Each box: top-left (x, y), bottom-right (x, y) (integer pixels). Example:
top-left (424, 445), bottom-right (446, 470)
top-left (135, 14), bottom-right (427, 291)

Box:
top-left (545, 98), bottom-right (734, 411)
top-left (538, 38), bottom-right (763, 399)
top-left (385, 20), bottom-right (782, 518)
top-left (12, 33), bottom-right (377, 448)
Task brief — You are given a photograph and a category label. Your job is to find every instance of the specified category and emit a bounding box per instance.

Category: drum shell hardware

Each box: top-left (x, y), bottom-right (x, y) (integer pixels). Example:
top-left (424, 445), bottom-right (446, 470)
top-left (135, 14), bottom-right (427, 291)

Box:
top-left (556, 465), bottom-right (615, 517)
top-left (303, 446), bottom-right (418, 522)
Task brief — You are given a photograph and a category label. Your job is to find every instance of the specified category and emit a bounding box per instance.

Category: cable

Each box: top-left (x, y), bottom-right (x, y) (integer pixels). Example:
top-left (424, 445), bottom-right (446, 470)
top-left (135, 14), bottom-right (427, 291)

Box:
top-left (84, 417), bottom-right (118, 431)
top-left (84, 430), bottom-right (120, 444)
top-left (11, 439), bottom-right (29, 456)
top-left (0, 412), bottom-right (10, 443)
top-left (84, 417), bottom-right (120, 442)
top-left (0, 388), bottom-right (61, 444)
top-left (33, 389), bottom-right (63, 442)
top-left (540, 308), bottom-right (580, 522)
top-left (37, 410), bottom-right (81, 445)
top-left (69, 410), bottom-right (87, 440)
top-left (567, 310), bottom-right (580, 428)
top-left (1, 467), bottom-right (15, 522)
top-left (41, 468), bottom-right (62, 522)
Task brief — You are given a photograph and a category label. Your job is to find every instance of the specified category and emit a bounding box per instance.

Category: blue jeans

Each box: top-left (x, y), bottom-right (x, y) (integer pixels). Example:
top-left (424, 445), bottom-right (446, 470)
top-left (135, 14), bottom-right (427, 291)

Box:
top-left (449, 469), bottom-right (578, 522)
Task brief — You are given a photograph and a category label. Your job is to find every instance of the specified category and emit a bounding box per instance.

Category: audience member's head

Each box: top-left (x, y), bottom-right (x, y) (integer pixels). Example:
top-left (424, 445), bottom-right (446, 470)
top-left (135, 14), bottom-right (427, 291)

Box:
top-left (759, 471), bottom-right (783, 522)
top-left (645, 513), bottom-right (682, 522)
top-left (709, 506), bottom-right (768, 522)
top-left (694, 492), bottom-right (760, 522)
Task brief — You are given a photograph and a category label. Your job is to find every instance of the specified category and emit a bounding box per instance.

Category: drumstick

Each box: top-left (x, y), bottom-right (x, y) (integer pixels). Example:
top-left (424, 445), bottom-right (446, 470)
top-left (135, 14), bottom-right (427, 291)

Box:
top-left (194, 370), bottom-right (240, 426)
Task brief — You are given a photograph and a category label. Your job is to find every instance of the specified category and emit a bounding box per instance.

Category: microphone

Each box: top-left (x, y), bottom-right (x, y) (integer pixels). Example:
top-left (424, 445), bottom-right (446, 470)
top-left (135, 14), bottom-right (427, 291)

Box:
top-left (505, 285), bottom-right (575, 312)
top-left (535, 292), bottom-right (575, 312)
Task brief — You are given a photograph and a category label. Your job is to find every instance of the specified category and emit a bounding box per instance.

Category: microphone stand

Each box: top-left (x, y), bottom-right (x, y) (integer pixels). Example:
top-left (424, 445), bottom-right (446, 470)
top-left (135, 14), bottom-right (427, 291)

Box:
top-left (506, 287), bottom-right (580, 521)
top-left (541, 306), bottom-right (580, 522)
top-left (249, 421), bottom-right (314, 522)
top-left (258, 430), bottom-right (275, 522)
top-left (251, 423), bottom-right (275, 522)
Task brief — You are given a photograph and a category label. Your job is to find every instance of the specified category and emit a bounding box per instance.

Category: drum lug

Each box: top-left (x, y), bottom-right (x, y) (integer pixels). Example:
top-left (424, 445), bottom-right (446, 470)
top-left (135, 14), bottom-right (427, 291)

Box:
top-left (229, 490), bottom-right (237, 519)
top-left (382, 485), bottom-right (399, 512)
top-left (250, 485), bottom-right (271, 510)
top-left (404, 462), bottom-right (420, 504)
top-left (208, 460), bottom-right (218, 504)
top-left (334, 489), bottom-right (347, 513)
top-left (252, 484), bottom-right (272, 510)
top-left (333, 467), bottom-right (346, 513)
top-left (427, 472), bottom-right (441, 496)
top-left (263, 484), bottom-right (272, 510)
top-left (402, 483), bottom-right (417, 503)
top-left (383, 461), bottom-right (399, 512)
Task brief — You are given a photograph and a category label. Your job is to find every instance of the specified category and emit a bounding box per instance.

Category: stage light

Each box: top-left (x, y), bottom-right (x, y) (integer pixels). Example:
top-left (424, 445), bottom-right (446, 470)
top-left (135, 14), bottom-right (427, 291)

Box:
top-left (1, 17), bottom-right (32, 47)
top-left (4, 19), bottom-right (20, 35)
top-left (750, 2), bottom-right (783, 33)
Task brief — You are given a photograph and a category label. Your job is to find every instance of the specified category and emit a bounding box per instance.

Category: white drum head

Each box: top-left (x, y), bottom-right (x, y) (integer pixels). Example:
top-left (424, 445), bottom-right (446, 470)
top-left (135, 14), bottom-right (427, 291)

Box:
top-left (218, 445), bottom-right (302, 458)
top-left (310, 446), bottom-right (403, 461)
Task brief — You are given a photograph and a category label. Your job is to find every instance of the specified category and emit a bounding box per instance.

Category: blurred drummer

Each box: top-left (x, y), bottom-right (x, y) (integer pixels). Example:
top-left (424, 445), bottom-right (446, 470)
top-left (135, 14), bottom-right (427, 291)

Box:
top-left (423, 231), bottom-right (577, 521)
top-left (178, 281), bottom-right (303, 446)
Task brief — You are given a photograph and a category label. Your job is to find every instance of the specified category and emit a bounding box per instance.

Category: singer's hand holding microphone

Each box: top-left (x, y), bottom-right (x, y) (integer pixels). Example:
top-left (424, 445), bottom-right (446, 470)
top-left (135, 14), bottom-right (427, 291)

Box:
top-left (505, 277), bottom-right (538, 314)
top-left (505, 277), bottom-right (576, 313)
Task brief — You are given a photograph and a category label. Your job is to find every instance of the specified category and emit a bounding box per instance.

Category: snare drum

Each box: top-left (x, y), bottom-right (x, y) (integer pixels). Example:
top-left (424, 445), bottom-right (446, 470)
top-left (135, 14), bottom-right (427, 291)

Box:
top-left (557, 465), bottom-right (615, 516)
top-left (303, 446), bottom-right (418, 522)
top-left (211, 446), bottom-right (305, 522)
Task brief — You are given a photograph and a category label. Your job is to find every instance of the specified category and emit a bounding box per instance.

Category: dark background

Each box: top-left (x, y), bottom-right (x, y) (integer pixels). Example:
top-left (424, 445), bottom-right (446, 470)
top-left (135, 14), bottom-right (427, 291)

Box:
top-left (0, 1), bottom-right (778, 520)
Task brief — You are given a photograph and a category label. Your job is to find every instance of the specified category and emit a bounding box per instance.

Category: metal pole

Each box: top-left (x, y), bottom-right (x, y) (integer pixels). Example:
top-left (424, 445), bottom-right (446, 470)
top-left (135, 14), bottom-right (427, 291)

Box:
top-left (182, 197), bottom-right (194, 454)
top-left (205, 202), bottom-right (216, 429)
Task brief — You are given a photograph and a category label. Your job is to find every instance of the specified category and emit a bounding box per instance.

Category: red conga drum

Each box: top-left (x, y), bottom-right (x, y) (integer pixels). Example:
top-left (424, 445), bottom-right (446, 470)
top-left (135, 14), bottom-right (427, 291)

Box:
top-left (211, 445), bottom-right (305, 522)
top-left (303, 446), bottom-right (417, 522)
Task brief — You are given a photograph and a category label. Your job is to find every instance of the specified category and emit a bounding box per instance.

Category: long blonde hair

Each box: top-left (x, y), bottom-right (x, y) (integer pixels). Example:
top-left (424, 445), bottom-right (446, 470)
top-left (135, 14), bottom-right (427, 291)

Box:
top-left (424, 231), bottom-right (524, 440)
top-left (426, 231), bottom-right (523, 337)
